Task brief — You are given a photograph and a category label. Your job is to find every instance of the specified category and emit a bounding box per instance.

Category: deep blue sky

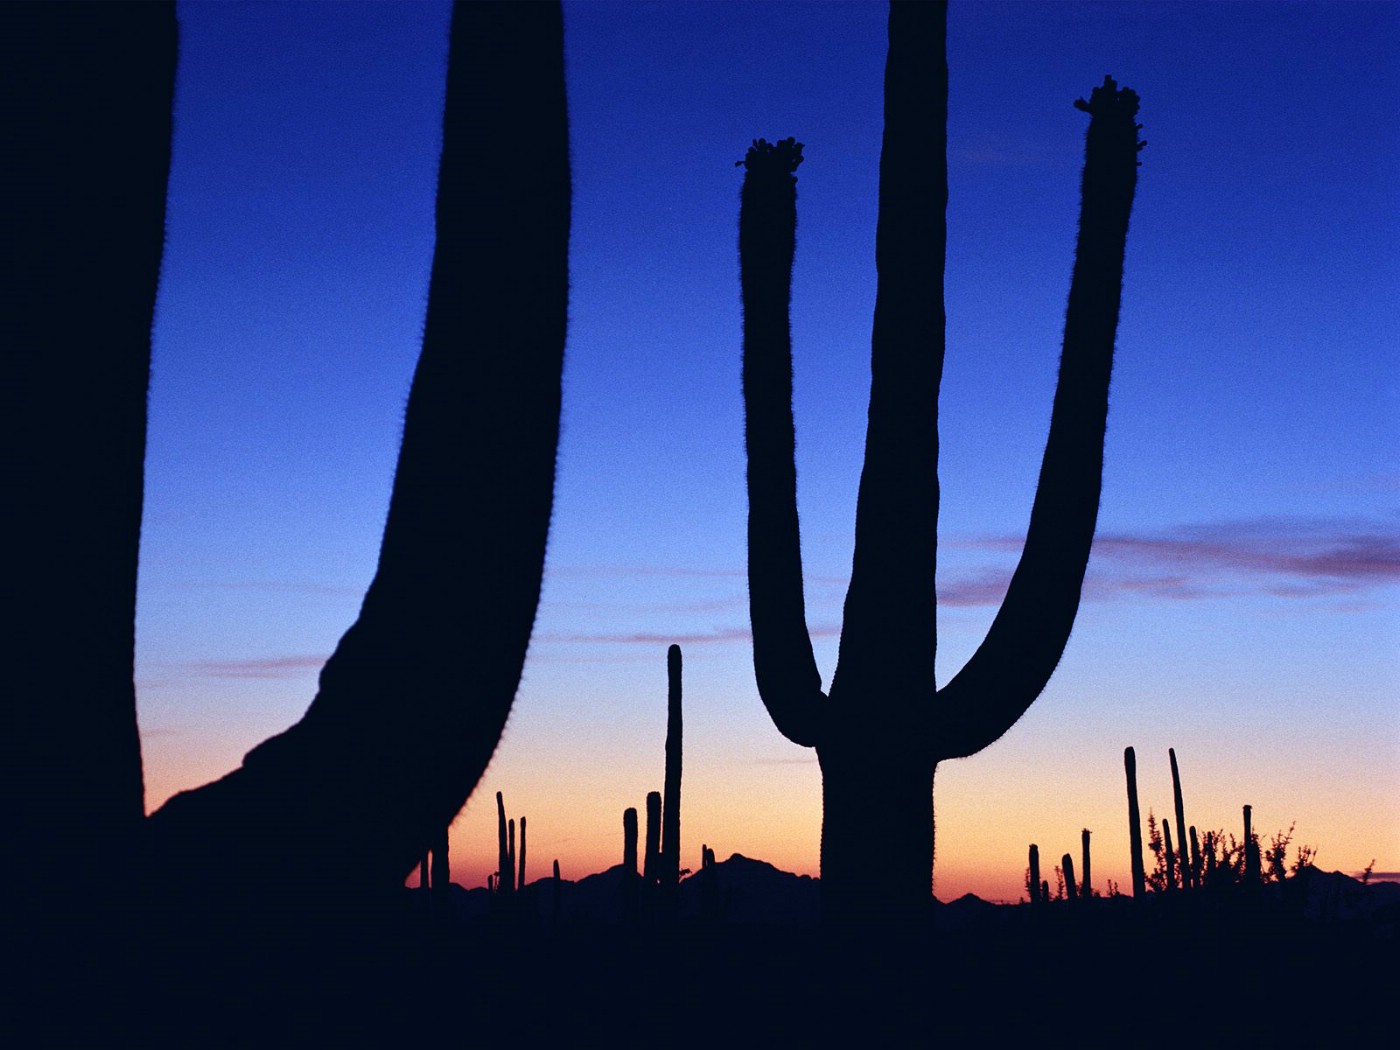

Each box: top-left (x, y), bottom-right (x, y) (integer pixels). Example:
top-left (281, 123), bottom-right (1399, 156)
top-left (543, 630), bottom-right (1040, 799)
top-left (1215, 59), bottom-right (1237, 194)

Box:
top-left (137, 2), bottom-right (1397, 898)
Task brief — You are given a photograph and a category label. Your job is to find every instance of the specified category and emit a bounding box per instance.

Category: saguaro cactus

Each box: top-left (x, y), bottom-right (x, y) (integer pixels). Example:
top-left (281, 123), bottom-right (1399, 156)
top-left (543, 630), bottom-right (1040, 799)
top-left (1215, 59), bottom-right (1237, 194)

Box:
top-left (497, 792), bottom-right (514, 898)
top-left (738, 1), bottom-right (1143, 925)
top-left (1062, 853), bottom-right (1078, 901)
top-left (644, 790), bottom-right (662, 886)
top-left (139, 2), bottom-right (571, 903)
top-left (1125, 747), bottom-right (1147, 898)
top-left (1243, 805), bottom-right (1260, 885)
top-left (1163, 819), bottom-right (1177, 891)
top-left (518, 815), bottom-right (527, 890)
top-left (1169, 749), bottom-right (1192, 889)
top-left (1081, 829), bottom-right (1092, 900)
top-left (1029, 844), bottom-right (1042, 905)
top-left (623, 807), bottom-right (639, 876)
top-left (5, 1), bottom-right (175, 914)
top-left (661, 645), bottom-right (684, 889)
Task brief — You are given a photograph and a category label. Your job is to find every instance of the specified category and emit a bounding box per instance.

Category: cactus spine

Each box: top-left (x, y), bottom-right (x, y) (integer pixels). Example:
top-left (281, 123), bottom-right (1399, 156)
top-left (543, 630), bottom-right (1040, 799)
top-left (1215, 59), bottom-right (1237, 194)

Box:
top-left (1125, 747), bottom-right (1146, 898)
top-left (1169, 748), bottom-right (1192, 889)
top-left (738, 0), bottom-right (1142, 925)
top-left (661, 645), bottom-right (683, 890)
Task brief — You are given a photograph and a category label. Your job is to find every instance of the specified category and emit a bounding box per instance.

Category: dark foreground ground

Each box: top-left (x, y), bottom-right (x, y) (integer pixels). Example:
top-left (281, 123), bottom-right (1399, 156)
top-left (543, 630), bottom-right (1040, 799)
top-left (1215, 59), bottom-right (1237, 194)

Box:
top-left (20, 863), bottom-right (1394, 1046)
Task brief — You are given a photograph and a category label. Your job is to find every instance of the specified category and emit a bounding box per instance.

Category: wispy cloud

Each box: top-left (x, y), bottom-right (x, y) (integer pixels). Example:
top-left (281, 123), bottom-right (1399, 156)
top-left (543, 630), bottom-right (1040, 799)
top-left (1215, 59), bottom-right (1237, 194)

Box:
top-left (542, 623), bottom-right (843, 648)
top-left (189, 654), bottom-right (327, 679)
top-left (957, 517), bottom-right (1399, 602)
top-left (535, 517), bottom-right (1395, 647)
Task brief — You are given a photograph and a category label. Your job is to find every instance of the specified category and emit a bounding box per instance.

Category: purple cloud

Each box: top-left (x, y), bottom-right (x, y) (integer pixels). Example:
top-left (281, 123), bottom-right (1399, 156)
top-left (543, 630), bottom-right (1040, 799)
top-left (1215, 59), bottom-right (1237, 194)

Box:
top-left (190, 654), bottom-right (328, 679)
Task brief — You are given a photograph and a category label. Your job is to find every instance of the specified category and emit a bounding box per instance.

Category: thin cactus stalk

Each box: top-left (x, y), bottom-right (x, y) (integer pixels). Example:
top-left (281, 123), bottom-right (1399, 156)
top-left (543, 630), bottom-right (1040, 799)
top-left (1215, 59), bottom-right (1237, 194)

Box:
top-left (552, 859), bottom-right (561, 926)
top-left (1081, 829), bottom-right (1092, 900)
top-left (623, 807), bottom-right (639, 875)
top-left (1062, 853), bottom-right (1078, 901)
top-left (660, 645), bottom-right (684, 890)
top-left (738, 0), bottom-right (1142, 926)
top-left (1029, 844), bottom-right (1042, 905)
top-left (644, 790), bottom-right (662, 886)
top-left (1204, 830), bottom-right (1217, 886)
top-left (497, 791), bottom-right (514, 899)
top-left (1243, 805), bottom-right (1260, 885)
top-left (1041, 880), bottom-right (1051, 905)
top-left (518, 815), bottom-right (527, 890)
top-left (508, 819), bottom-right (517, 895)
top-left (1188, 825), bottom-right (1201, 890)
top-left (1163, 818), bottom-right (1177, 892)
top-left (141, 2), bottom-right (571, 902)
top-left (1125, 747), bottom-right (1147, 898)
top-left (1169, 748), bottom-right (1192, 890)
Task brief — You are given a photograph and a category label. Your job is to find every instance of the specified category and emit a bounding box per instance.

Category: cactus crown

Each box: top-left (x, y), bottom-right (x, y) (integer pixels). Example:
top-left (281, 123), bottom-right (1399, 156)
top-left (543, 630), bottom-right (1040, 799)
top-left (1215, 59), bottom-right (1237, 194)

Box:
top-left (1073, 74), bottom-right (1147, 158)
top-left (736, 136), bottom-right (805, 176)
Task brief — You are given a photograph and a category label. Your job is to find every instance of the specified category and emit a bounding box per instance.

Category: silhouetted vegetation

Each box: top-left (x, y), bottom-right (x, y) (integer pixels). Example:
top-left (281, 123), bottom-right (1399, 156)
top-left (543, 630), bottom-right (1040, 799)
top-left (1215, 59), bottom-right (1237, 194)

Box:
top-left (8, 3), bottom-right (1388, 1044)
top-left (739, 0), bottom-right (1144, 928)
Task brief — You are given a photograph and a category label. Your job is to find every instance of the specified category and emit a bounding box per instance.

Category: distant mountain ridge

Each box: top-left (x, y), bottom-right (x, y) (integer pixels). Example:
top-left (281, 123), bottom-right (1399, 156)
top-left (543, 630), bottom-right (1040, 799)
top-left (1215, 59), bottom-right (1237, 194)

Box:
top-left (417, 855), bottom-right (1399, 934)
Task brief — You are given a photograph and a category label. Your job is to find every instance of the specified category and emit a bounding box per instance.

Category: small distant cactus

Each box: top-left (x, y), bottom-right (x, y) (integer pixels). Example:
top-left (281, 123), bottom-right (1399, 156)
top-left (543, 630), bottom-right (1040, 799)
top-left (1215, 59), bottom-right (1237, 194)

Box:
top-left (661, 645), bottom-right (684, 890)
top-left (1125, 747), bottom-right (1146, 898)
top-left (1243, 805), bottom-right (1260, 885)
top-left (518, 815), bottom-right (527, 891)
top-left (623, 807), bottom-right (639, 875)
top-left (497, 792), bottom-right (514, 897)
top-left (1029, 844), bottom-right (1042, 905)
top-left (1163, 818), bottom-right (1177, 892)
top-left (508, 818), bottom-right (517, 893)
top-left (1062, 853), bottom-right (1078, 901)
top-left (1080, 829), bottom-right (1092, 900)
top-left (644, 790), bottom-right (662, 886)
top-left (1169, 748), bottom-right (1192, 890)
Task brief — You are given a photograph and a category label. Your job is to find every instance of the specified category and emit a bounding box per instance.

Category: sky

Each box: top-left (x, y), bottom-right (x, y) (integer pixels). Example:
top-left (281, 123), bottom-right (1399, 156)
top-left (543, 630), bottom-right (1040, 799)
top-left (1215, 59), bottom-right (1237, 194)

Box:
top-left (136, 1), bottom-right (1398, 903)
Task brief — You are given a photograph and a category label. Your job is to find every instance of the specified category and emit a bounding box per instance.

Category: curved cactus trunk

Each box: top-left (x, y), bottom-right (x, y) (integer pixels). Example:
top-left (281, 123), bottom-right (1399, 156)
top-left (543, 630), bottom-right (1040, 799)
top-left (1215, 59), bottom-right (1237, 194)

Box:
top-left (144, 1), bottom-right (570, 901)
top-left (4, 3), bottom-right (175, 910)
top-left (739, 1), bottom-right (1142, 927)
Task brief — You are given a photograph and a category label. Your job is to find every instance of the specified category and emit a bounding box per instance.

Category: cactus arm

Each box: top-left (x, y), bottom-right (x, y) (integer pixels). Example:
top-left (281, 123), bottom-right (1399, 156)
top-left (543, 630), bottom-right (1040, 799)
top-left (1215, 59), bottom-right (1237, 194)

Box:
top-left (828, 0), bottom-right (947, 712)
top-left (739, 136), bottom-right (826, 749)
top-left (145, 1), bottom-right (570, 894)
top-left (931, 77), bottom-right (1142, 762)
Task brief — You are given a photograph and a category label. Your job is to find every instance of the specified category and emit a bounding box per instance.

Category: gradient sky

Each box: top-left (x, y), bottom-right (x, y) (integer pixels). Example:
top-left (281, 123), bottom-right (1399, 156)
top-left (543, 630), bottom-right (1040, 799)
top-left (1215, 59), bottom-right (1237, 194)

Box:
top-left (136, 1), bottom-right (1398, 902)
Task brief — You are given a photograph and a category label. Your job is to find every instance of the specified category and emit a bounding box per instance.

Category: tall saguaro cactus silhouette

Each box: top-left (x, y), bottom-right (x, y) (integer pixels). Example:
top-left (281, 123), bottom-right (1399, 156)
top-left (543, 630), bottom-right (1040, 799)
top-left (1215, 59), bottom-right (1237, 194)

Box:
top-left (4, 1), bottom-right (570, 916)
top-left (4, 2), bottom-right (176, 913)
top-left (739, 1), bottom-right (1142, 925)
